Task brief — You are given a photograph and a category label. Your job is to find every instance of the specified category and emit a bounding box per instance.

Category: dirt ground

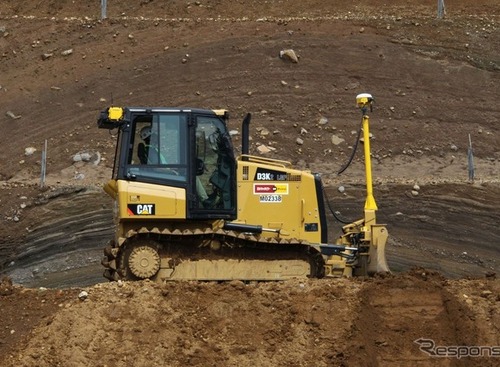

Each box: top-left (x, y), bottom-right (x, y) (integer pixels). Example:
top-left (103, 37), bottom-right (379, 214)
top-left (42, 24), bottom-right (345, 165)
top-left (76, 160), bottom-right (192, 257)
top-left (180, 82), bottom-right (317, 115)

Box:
top-left (0, 0), bottom-right (499, 366)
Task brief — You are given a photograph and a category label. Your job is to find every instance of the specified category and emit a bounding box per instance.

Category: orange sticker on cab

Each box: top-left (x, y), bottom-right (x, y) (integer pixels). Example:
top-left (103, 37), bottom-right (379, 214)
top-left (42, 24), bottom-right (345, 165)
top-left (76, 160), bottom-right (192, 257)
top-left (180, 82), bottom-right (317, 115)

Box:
top-left (253, 183), bottom-right (288, 195)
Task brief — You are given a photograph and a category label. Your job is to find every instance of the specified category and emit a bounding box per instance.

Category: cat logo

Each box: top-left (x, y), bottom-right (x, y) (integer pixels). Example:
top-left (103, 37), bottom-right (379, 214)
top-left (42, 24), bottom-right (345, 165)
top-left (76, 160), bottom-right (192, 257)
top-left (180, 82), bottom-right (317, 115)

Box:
top-left (127, 204), bottom-right (156, 216)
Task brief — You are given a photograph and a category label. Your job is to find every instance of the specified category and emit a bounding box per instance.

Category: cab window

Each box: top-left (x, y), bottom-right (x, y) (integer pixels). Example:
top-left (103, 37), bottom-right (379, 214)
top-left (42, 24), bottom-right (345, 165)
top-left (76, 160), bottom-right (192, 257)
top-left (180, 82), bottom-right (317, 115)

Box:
top-left (126, 113), bottom-right (188, 183)
top-left (194, 116), bottom-right (235, 210)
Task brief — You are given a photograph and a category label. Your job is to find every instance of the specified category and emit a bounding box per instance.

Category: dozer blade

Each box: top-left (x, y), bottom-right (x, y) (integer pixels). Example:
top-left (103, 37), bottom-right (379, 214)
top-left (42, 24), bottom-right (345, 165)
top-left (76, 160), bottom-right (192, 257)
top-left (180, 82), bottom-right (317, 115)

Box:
top-left (367, 224), bottom-right (390, 274)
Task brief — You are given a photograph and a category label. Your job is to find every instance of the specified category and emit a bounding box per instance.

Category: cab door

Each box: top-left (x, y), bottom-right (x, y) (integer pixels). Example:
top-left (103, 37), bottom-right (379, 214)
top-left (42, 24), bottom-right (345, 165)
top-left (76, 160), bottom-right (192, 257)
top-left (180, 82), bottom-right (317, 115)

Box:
top-left (188, 114), bottom-right (236, 219)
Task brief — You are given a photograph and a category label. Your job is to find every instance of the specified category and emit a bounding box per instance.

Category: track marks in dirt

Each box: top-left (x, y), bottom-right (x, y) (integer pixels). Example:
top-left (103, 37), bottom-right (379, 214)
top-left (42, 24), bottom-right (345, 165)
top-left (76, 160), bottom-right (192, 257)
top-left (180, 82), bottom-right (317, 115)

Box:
top-left (346, 272), bottom-right (488, 367)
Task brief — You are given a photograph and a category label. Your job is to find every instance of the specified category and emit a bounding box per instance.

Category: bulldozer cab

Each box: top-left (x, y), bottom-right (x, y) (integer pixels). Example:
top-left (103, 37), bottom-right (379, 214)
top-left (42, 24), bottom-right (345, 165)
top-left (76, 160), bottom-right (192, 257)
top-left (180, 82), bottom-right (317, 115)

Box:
top-left (101, 107), bottom-right (237, 219)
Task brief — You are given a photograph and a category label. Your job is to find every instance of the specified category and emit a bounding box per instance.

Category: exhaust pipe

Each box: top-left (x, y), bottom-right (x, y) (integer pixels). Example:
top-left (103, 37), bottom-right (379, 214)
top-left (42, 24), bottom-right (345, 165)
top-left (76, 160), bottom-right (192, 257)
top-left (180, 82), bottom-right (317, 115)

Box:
top-left (241, 113), bottom-right (251, 160)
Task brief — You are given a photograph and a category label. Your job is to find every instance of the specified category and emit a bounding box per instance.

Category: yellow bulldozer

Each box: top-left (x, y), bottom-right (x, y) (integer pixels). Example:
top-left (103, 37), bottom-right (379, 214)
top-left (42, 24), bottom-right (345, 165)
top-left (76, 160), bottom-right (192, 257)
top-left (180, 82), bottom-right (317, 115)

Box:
top-left (98, 93), bottom-right (389, 281)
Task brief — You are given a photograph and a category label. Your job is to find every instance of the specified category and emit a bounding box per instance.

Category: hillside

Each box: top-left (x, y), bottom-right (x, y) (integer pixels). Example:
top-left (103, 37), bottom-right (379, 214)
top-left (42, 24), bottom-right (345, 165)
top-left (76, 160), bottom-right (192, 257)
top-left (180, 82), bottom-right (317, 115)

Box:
top-left (0, 0), bottom-right (499, 366)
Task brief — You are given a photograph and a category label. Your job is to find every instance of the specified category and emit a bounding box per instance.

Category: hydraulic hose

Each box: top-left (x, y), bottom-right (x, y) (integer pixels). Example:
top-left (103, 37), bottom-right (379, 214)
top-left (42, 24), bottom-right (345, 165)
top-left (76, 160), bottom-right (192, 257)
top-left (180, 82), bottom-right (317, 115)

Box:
top-left (322, 185), bottom-right (353, 225)
top-left (323, 119), bottom-right (363, 224)
top-left (337, 119), bottom-right (362, 175)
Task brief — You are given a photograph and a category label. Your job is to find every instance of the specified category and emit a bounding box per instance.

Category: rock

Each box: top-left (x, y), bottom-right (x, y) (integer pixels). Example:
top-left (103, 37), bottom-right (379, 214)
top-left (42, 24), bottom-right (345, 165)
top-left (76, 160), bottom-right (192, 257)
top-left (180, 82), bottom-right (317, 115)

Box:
top-left (345, 82), bottom-right (360, 90)
top-left (257, 145), bottom-right (272, 154)
top-left (6, 111), bottom-right (21, 119)
top-left (260, 128), bottom-right (270, 136)
top-left (413, 184), bottom-right (420, 191)
top-left (411, 190), bottom-right (419, 196)
top-left (450, 144), bottom-right (458, 151)
top-left (229, 130), bottom-right (239, 136)
top-left (296, 137), bottom-right (304, 145)
top-left (279, 49), bottom-right (299, 63)
top-left (229, 280), bottom-right (245, 289)
top-left (480, 290), bottom-right (493, 298)
top-left (41, 53), bottom-right (53, 60)
top-left (80, 153), bottom-right (92, 162)
top-left (25, 147), bottom-right (37, 156)
top-left (61, 48), bottom-right (73, 56)
top-left (338, 186), bottom-right (345, 193)
top-left (300, 128), bottom-right (308, 135)
top-left (0, 276), bottom-right (13, 296)
top-left (78, 291), bottom-right (88, 301)
top-left (331, 135), bottom-right (345, 146)
top-left (318, 117), bottom-right (328, 125)
top-left (73, 151), bottom-right (101, 165)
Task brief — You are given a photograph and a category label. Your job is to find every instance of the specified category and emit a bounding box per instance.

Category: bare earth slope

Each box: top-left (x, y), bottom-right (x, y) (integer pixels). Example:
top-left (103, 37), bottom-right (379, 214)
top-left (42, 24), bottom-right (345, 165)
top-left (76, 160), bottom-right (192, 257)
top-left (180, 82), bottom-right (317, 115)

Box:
top-left (1, 273), bottom-right (499, 367)
top-left (0, 0), bottom-right (499, 366)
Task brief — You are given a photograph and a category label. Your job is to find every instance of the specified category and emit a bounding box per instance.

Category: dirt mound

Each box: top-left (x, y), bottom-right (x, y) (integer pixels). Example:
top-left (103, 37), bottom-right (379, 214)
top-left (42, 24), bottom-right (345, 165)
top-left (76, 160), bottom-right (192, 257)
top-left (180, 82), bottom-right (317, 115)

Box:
top-left (0, 278), bottom-right (360, 367)
top-left (1, 272), bottom-right (499, 367)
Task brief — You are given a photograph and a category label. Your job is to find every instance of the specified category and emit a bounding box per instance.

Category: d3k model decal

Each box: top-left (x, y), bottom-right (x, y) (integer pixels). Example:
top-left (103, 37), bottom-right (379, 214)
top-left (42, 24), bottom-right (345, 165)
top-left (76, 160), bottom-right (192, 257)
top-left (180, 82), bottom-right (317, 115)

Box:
top-left (254, 167), bottom-right (288, 181)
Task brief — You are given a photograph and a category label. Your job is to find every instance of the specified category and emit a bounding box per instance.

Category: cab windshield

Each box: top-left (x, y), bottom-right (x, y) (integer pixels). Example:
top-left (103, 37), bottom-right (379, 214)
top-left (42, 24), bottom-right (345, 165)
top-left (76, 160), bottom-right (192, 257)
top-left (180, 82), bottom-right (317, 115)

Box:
top-left (126, 113), bottom-right (188, 183)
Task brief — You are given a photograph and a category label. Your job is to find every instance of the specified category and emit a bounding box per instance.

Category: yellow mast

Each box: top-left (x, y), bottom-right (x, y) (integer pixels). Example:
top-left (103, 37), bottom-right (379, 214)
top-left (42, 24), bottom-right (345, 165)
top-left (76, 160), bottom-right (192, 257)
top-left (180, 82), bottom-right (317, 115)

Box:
top-left (356, 93), bottom-right (378, 211)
